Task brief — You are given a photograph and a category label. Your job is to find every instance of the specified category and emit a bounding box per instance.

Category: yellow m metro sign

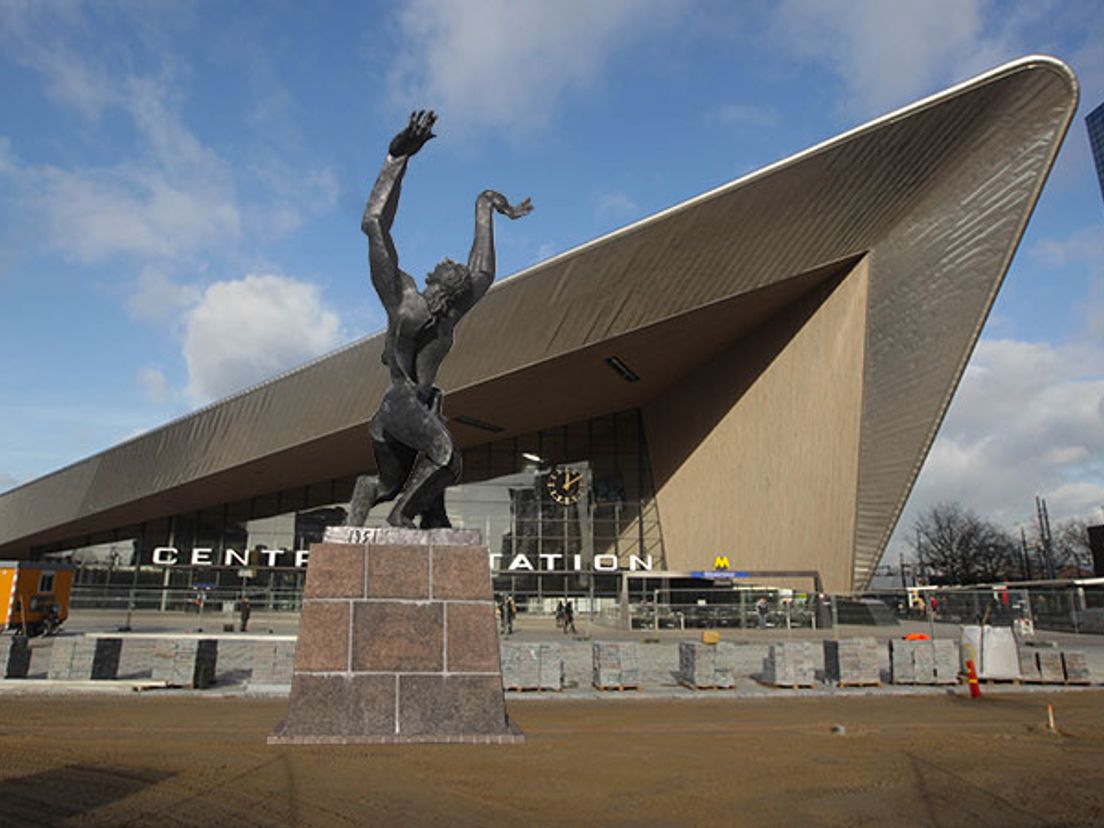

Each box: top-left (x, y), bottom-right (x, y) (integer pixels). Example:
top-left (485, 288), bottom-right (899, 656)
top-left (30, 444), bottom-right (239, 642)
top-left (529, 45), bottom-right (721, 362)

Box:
top-left (713, 556), bottom-right (730, 570)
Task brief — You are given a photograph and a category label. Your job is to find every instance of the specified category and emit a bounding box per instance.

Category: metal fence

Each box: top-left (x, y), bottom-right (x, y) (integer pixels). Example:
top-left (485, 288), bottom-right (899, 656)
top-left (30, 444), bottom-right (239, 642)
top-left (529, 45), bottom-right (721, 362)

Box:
top-left (70, 585), bottom-right (303, 614)
top-left (62, 581), bottom-right (1104, 636)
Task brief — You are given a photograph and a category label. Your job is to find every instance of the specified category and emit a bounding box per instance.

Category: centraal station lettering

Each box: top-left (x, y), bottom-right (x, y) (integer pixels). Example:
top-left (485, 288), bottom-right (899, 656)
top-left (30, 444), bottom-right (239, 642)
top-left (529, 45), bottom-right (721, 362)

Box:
top-left (148, 547), bottom-right (653, 572)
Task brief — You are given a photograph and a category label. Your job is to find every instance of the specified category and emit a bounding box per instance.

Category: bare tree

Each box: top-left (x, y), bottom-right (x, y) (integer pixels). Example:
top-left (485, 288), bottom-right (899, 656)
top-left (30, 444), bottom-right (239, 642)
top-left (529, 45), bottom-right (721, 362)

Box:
top-left (1053, 518), bottom-right (1094, 575)
top-left (910, 502), bottom-right (1019, 584)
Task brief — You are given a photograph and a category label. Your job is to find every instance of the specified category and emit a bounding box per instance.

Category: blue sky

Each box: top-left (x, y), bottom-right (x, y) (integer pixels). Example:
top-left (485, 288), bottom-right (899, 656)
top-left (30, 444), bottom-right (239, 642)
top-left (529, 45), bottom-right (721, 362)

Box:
top-left (1, 0), bottom-right (1103, 561)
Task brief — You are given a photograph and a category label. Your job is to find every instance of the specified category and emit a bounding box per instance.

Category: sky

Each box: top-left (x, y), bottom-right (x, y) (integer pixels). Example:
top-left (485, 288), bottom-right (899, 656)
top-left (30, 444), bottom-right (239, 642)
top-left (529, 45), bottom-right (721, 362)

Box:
top-left (1, 0), bottom-right (1103, 565)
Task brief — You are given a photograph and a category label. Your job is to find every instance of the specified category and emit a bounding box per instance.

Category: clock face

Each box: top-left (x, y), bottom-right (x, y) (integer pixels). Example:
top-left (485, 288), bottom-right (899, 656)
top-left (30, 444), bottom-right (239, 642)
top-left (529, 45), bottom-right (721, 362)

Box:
top-left (547, 466), bottom-right (584, 505)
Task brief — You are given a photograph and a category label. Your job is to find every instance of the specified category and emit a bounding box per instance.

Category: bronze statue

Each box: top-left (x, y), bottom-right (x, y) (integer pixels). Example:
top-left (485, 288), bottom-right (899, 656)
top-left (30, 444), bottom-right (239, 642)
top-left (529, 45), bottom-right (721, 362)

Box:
top-left (347, 111), bottom-right (532, 528)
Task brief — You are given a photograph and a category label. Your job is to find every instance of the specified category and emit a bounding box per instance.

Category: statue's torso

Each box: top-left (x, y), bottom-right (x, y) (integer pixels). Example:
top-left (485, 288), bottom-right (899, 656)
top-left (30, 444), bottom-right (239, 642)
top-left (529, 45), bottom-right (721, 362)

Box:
top-left (385, 278), bottom-right (455, 397)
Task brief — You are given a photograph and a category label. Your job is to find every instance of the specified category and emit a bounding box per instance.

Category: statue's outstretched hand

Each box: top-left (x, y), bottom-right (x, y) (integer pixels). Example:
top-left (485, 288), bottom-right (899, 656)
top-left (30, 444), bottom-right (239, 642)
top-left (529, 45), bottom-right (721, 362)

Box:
top-left (491, 194), bottom-right (533, 220)
top-left (389, 110), bottom-right (437, 158)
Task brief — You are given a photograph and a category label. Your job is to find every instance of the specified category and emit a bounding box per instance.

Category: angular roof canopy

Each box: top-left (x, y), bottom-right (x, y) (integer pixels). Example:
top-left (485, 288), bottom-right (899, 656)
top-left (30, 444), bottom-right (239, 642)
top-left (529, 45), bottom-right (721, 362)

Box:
top-left (0, 56), bottom-right (1079, 587)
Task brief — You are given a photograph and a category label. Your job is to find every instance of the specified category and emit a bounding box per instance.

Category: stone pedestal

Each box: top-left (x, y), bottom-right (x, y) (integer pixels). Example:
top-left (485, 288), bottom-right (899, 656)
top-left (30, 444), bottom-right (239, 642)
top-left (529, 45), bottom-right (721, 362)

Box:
top-left (269, 527), bottom-right (521, 744)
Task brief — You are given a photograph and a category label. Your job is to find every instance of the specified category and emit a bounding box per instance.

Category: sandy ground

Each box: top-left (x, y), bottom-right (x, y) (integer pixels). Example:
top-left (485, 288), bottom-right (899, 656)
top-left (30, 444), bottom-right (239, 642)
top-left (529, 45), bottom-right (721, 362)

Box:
top-left (0, 690), bottom-right (1102, 827)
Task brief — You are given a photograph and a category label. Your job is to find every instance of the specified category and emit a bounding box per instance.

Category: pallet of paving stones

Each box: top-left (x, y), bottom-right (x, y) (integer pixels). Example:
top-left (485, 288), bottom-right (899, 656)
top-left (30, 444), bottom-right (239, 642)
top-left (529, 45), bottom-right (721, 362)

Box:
top-left (151, 639), bottom-right (219, 688)
top-left (824, 638), bottom-right (881, 686)
top-left (890, 639), bottom-right (959, 685)
top-left (501, 642), bottom-right (564, 691)
top-left (762, 641), bottom-right (815, 688)
top-left (1061, 650), bottom-right (1091, 685)
top-left (592, 642), bottom-right (640, 690)
top-left (677, 641), bottom-right (737, 689)
top-left (47, 637), bottom-right (123, 681)
top-left (249, 640), bottom-right (296, 686)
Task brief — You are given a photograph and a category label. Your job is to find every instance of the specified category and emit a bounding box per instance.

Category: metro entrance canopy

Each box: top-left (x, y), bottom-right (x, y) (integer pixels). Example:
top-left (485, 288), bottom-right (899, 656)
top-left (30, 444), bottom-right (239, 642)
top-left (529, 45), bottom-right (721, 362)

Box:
top-left (0, 57), bottom-right (1079, 592)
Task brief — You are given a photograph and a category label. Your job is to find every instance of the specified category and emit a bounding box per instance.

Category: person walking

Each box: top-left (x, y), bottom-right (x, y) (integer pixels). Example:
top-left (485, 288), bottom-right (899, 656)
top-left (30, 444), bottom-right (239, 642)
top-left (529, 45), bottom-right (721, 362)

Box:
top-left (563, 600), bottom-right (577, 635)
top-left (239, 596), bottom-right (251, 633)
top-left (756, 597), bottom-right (769, 629)
top-left (505, 595), bottom-right (517, 635)
top-left (555, 599), bottom-right (565, 629)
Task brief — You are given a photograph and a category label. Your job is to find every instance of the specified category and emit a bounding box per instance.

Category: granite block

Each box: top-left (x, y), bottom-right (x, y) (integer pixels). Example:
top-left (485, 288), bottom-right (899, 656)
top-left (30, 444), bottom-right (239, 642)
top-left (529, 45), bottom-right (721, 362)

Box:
top-left (352, 674), bottom-right (400, 733)
top-left (304, 544), bottom-right (366, 599)
top-left (352, 602), bottom-right (442, 672)
top-left (295, 602), bottom-right (350, 672)
top-left (398, 675), bottom-right (508, 735)
top-left (446, 603), bottom-right (499, 673)
top-left (280, 675), bottom-right (361, 738)
top-left (367, 545), bottom-right (429, 599)
top-left (431, 545), bottom-right (492, 600)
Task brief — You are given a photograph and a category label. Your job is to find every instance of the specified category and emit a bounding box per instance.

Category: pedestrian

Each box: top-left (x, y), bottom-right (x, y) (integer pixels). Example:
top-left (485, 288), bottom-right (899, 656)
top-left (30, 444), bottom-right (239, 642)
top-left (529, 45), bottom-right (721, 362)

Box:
top-left (505, 595), bottom-right (517, 635)
top-left (496, 595), bottom-right (505, 633)
top-left (239, 596), bottom-right (251, 632)
top-left (563, 599), bottom-right (577, 634)
top-left (555, 599), bottom-right (565, 629)
top-left (756, 597), bottom-right (769, 629)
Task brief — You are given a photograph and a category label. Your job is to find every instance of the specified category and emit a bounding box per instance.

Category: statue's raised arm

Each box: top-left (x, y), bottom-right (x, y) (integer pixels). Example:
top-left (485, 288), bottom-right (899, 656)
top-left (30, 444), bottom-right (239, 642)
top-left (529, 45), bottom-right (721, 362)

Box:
top-left (361, 110), bottom-right (437, 314)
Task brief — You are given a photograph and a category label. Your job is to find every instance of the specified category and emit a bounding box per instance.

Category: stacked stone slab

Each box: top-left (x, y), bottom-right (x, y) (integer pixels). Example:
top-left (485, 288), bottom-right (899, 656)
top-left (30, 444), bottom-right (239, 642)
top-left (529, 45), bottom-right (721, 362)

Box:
top-left (592, 642), bottom-right (640, 689)
top-left (501, 643), bottom-right (563, 691)
top-left (678, 641), bottom-right (737, 688)
top-left (151, 639), bottom-right (218, 688)
top-left (824, 638), bottom-right (881, 686)
top-left (250, 640), bottom-right (297, 686)
top-left (763, 642), bottom-right (815, 687)
top-left (3, 635), bottom-right (31, 678)
top-left (1061, 651), bottom-right (1091, 684)
top-left (1036, 649), bottom-right (1065, 683)
top-left (1018, 645), bottom-right (1043, 681)
top-left (47, 637), bottom-right (122, 680)
top-left (270, 528), bottom-right (521, 744)
top-left (889, 639), bottom-right (958, 684)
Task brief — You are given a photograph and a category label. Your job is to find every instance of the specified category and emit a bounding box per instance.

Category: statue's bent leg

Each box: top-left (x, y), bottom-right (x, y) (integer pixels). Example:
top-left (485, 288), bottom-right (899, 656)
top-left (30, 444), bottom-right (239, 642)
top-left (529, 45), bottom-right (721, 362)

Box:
top-left (415, 451), bottom-right (462, 529)
top-left (385, 426), bottom-right (459, 528)
top-left (346, 419), bottom-right (418, 526)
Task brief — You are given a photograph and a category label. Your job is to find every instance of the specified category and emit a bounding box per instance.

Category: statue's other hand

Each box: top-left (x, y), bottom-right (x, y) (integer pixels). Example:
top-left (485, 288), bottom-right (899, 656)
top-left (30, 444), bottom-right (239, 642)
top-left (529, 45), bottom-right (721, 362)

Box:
top-left (497, 196), bottom-right (534, 220)
top-left (389, 110), bottom-right (437, 158)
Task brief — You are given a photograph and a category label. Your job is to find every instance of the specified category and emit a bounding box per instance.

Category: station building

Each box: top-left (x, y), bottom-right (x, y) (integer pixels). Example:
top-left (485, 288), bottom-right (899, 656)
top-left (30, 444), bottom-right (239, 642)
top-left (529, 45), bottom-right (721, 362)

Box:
top-left (0, 57), bottom-right (1079, 608)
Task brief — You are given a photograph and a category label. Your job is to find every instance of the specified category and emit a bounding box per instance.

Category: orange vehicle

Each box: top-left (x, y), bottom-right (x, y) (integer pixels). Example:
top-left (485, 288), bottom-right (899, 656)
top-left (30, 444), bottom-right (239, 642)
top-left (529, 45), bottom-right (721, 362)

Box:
top-left (0, 561), bottom-right (75, 636)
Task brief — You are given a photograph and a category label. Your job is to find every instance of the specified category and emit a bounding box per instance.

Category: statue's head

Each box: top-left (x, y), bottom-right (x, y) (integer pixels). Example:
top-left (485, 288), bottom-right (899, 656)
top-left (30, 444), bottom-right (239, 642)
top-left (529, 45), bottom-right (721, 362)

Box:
top-left (424, 258), bottom-right (472, 317)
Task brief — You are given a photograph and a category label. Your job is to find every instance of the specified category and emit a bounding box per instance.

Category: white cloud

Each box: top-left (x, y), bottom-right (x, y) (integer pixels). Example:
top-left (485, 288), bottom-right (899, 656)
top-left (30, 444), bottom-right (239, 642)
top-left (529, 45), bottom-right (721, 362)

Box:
top-left (183, 274), bottom-right (343, 403)
top-left (894, 336), bottom-right (1104, 550)
top-left (138, 367), bottom-right (170, 404)
top-left (0, 1), bottom-right (118, 119)
top-left (595, 190), bottom-right (640, 223)
top-left (708, 103), bottom-right (778, 129)
top-left (388, 0), bottom-right (677, 133)
top-left (127, 267), bottom-right (204, 322)
top-left (534, 241), bottom-right (558, 263)
top-left (0, 44), bottom-right (242, 269)
top-left (772, 0), bottom-right (1027, 116)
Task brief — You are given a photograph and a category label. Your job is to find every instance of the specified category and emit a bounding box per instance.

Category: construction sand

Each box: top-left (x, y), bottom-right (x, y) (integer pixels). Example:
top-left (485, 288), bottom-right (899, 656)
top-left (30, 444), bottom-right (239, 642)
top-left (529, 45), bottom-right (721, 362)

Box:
top-left (0, 690), bottom-right (1102, 826)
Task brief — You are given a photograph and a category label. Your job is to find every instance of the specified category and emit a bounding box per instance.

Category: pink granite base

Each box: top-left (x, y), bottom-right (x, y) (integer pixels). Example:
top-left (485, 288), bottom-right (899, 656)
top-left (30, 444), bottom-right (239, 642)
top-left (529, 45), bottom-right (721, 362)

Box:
top-left (269, 528), bottom-right (522, 745)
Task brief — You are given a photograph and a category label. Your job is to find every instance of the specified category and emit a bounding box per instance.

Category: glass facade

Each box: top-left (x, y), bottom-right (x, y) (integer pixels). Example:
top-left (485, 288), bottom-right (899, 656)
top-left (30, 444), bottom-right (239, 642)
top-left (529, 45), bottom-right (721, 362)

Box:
top-left (36, 408), bottom-right (666, 608)
top-left (1089, 101), bottom-right (1104, 207)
